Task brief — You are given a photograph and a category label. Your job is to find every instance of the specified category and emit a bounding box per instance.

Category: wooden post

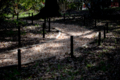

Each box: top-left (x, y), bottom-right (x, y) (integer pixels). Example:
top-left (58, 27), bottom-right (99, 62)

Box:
top-left (47, 18), bottom-right (49, 22)
top-left (32, 13), bottom-right (33, 24)
top-left (104, 26), bottom-right (106, 39)
top-left (64, 13), bottom-right (65, 22)
top-left (43, 23), bottom-right (45, 38)
top-left (44, 18), bottom-right (46, 28)
top-left (98, 31), bottom-right (101, 46)
top-left (18, 26), bottom-right (21, 47)
top-left (17, 13), bottom-right (19, 21)
top-left (74, 14), bottom-right (75, 19)
top-left (29, 13), bottom-right (30, 17)
top-left (83, 15), bottom-right (85, 25)
top-left (73, 14), bottom-right (75, 20)
top-left (106, 22), bottom-right (108, 33)
top-left (13, 14), bottom-right (14, 19)
top-left (71, 36), bottom-right (74, 58)
top-left (95, 19), bottom-right (96, 27)
top-left (18, 49), bottom-right (21, 70)
top-left (49, 17), bottom-right (51, 32)
top-left (26, 17), bottom-right (27, 23)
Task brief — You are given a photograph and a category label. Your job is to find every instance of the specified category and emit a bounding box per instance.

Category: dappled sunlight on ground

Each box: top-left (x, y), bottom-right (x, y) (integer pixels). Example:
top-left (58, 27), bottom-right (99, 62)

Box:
top-left (0, 21), bottom-right (97, 67)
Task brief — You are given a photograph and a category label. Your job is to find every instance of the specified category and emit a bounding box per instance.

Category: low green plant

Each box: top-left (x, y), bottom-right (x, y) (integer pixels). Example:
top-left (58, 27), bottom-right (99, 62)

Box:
top-left (47, 67), bottom-right (50, 72)
top-left (98, 53), bottom-right (102, 58)
top-left (7, 30), bottom-right (14, 35)
top-left (68, 75), bottom-right (75, 80)
top-left (99, 61), bottom-right (108, 72)
top-left (21, 31), bottom-right (26, 35)
top-left (115, 39), bottom-right (117, 44)
top-left (28, 76), bottom-right (32, 80)
top-left (58, 64), bottom-right (62, 70)
top-left (86, 63), bottom-right (93, 68)
top-left (80, 76), bottom-right (84, 80)
top-left (101, 66), bottom-right (107, 72)
top-left (73, 70), bottom-right (79, 75)
top-left (103, 49), bottom-right (108, 53)
top-left (63, 68), bottom-right (67, 73)
top-left (35, 24), bottom-right (39, 27)
top-left (13, 19), bottom-right (19, 26)
top-left (34, 62), bottom-right (39, 68)
top-left (38, 31), bottom-right (47, 34)
top-left (4, 68), bottom-right (20, 80)
top-left (68, 70), bottom-right (73, 76)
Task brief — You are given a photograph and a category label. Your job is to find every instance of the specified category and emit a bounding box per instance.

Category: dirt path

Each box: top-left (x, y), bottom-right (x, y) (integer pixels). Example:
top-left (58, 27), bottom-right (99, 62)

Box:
top-left (0, 22), bottom-right (97, 67)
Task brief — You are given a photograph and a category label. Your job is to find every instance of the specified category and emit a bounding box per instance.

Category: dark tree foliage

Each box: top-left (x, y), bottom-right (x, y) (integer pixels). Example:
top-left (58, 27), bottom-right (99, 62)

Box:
top-left (41, 0), bottom-right (61, 18)
top-left (84, 0), bottom-right (111, 15)
top-left (0, 0), bottom-right (14, 17)
top-left (83, 0), bottom-right (120, 19)
top-left (0, 0), bottom-right (13, 11)
top-left (22, 0), bottom-right (61, 20)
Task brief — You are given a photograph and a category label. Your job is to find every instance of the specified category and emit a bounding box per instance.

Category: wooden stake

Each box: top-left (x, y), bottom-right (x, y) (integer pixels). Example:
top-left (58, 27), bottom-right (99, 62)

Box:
top-left (29, 13), bottom-right (30, 17)
top-left (32, 13), bottom-right (33, 24)
top-left (71, 36), bottom-right (74, 58)
top-left (44, 18), bottom-right (46, 28)
top-left (64, 13), bottom-right (65, 22)
top-left (106, 22), bottom-right (108, 33)
top-left (98, 31), bottom-right (101, 46)
top-left (49, 18), bottom-right (51, 32)
top-left (95, 19), bottom-right (96, 27)
top-left (18, 49), bottom-right (21, 70)
top-left (17, 13), bottom-right (19, 21)
top-left (83, 15), bottom-right (85, 25)
top-left (43, 23), bottom-right (45, 38)
top-left (18, 26), bottom-right (21, 47)
top-left (104, 26), bottom-right (106, 39)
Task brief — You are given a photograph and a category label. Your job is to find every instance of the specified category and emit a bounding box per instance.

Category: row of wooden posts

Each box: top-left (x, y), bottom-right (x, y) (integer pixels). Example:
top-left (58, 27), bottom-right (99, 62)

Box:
top-left (63, 13), bottom-right (89, 26)
top-left (16, 12), bottom-right (53, 48)
top-left (15, 13), bottom-right (109, 71)
top-left (17, 23), bottom-right (109, 71)
top-left (17, 22), bottom-right (48, 71)
top-left (17, 34), bottom-right (75, 71)
top-left (14, 13), bottom-right (34, 24)
top-left (15, 12), bottom-right (98, 26)
top-left (15, 12), bottom-right (85, 26)
top-left (98, 22), bottom-right (109, 46)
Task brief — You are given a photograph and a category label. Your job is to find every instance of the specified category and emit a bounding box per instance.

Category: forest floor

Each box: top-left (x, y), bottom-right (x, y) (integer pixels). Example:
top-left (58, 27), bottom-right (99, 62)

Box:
top-left (0, 17), bottom-right (120, 80)
top-left (0, 19), bottom-right (59, 53)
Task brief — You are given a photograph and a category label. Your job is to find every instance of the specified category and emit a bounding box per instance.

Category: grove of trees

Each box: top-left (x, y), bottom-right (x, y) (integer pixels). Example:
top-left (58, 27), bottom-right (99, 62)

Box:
top-left (0, 0), bottom-right (45, 15)
top-left (0, 0), bottom-right (120, 19)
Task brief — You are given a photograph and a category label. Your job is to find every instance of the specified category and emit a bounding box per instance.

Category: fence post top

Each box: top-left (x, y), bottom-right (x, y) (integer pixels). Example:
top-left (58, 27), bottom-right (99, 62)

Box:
top-left (18, 49), bottom-right (21, 51)
top-left (43, 23), bottom-right (45, 26)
